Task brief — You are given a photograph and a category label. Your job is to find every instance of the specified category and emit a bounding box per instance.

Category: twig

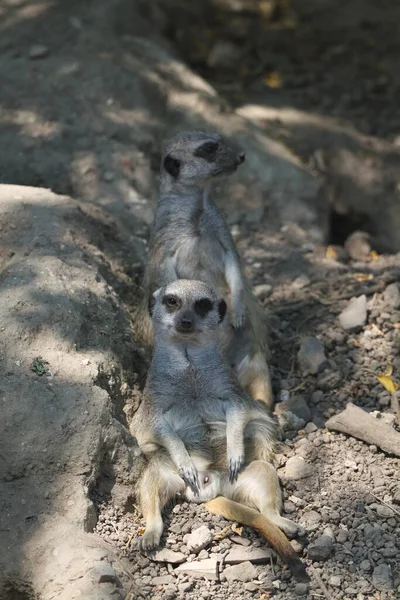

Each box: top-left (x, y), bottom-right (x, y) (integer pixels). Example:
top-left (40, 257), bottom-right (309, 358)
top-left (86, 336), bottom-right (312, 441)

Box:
top-left (270, 553), bottom-right (275, 577)
top-left (391, 391), bottom-right (400, 427)
top-left (309, 565), bottom-right (334, 600)
top-left (369, 492), bottom-right (400, 518)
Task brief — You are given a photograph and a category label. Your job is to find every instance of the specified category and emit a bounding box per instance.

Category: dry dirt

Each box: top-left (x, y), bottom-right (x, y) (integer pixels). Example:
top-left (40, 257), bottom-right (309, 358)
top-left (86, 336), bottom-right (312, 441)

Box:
top-left (0, 0), bottom-right (400, 599)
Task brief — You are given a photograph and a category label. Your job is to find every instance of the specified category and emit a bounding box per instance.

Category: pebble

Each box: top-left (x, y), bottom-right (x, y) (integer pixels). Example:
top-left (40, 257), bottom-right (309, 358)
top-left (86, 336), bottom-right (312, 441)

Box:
top-left (297, 338), bottom-right (328, 375)
top-left (225, 546), bottom-right (272, 564)
top-left (344, 231), bottom-right (371, 261)
top-left (329, 575), bottom-right (342, 587)
top-left (372, 563), bottom-right (394, 590)
top-left (295, 582), bottom-right (310, 595)
top-left (244, 582), bottom-right (259, 593)
top-left (304, 422), bottom-right (318, 433)
top-left (307, 536), bottom-right (333, 561)
top-left (223, 561), bottom-right (257, 583)
top-left (336, 529), bottom-right (348, 543)
top-left (393, 487), bottom-right (400, 505)
top-left (383, 282), bottom-right (400, 309)
top-left (186, 525), bottom-right (213, 554)
top-left (151, 549), bottom-right (186, 564)
top-left (231, 535), bottom-right (251, 547)
top-left (339, 295), bottom-right (367, 330)
top-left (153, 575), bottom-right (175, 585)
top-left (207, 41), bottom-right (241, 68)
top-left (90, 562), bottom-right (117, 584)
top-left (286, 395), bottom-right (312, 422)
top-left (253, 283), bottom-right (272, 299)
top-left (29, 44), bottom-right (49, 59)
top-left (292, 274), bottom-right (310, 289)
top-left (283, 456), bottom-right (313, 480)
top-left (277, 410), bottom-right (305, 432)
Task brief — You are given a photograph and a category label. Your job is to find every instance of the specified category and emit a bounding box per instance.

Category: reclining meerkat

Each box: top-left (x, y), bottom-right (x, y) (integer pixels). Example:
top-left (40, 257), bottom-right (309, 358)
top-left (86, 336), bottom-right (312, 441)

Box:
top-left (135, 130), bottom-right (273, 408)
top-left (131, 280), bottom-right (308, 581)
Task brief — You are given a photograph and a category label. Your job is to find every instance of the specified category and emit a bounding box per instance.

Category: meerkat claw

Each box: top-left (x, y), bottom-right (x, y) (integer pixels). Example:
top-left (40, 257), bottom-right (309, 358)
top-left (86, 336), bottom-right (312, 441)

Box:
top-left (228, 456), bottom-right (244, 482)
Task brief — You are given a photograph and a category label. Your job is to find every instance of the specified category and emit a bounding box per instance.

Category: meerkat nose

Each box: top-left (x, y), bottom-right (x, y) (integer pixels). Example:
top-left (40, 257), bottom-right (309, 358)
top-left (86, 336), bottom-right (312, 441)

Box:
top-left (236, 152), bottom-right (245, 165)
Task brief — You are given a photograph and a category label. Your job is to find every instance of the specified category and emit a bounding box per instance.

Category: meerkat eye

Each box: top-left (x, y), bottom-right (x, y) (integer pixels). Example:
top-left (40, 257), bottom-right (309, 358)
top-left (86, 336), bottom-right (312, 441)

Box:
top-left (162, 295), bottom-right (180, 310)
top-left (194, 141), bottom-right (219, 161)
top-left (194, 298), bottom-right (214, 317)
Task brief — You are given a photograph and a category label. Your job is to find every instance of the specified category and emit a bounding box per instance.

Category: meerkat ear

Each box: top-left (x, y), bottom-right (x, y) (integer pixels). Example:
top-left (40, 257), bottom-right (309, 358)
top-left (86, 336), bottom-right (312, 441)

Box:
top-left (148, 288), bottom-right (162, 316)
top-left (218, 299), bottom-right (227, 322)
top-left (163, 154), bottom-right (181, 178)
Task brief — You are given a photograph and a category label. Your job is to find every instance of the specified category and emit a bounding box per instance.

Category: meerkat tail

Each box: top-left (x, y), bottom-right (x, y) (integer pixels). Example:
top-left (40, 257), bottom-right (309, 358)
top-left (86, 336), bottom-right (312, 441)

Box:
top-left (204, 497), bottom-right (309, 582)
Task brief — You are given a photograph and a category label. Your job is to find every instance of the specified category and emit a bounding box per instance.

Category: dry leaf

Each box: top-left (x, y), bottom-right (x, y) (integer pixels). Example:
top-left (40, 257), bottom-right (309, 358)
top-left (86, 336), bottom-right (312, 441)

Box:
top-left (353, 273), bottom-right (373, 281)
top-left (369, 250), bottom-right (379, 260)
top-left (138, 527), bottom-right (145, 535)
top-left (213, 526), bottom-right (231, 541)
top-left (264, 71), bottom-right (281, 88)
top-left (377, 375), bottom-right (399, 393)
top-left (326, 245), bottom-right (337, 259)
top-left (232, 523), bottom-right (243, 535)
top-left (384, 363), bottom-right (393, 377)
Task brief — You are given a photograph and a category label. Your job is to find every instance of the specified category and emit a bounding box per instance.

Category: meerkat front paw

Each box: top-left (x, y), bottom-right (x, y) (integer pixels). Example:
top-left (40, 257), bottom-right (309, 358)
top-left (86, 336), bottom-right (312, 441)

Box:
top-left (273, 515), bottom-right (306, 538)
top-left (179, 462), bottom-right (200, 496)
top-left (228, 454), bottom-right (244, 483)
top-left (139, 528), bottom-right (162, 553)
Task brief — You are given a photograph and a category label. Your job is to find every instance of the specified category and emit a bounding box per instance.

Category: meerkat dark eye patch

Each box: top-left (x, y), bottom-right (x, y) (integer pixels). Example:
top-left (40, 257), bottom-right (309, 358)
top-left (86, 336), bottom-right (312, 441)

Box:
top-left (194, 141), bottom-right (219, 162)
top-left (162, 294), bottom-right (181, 312)
top-left (218, 299), bottom-right (227, 322)
top-left (194, 297), bottom-right (214, 317)
top-left (163, 154), bottom-right (181, 178)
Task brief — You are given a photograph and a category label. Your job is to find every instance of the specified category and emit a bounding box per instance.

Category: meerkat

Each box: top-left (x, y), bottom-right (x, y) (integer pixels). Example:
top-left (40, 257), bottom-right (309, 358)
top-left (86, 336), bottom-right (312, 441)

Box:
top-left (135, 130), bottom-right (273, 408)
top-left (131, 280), bottom-right (307, 581)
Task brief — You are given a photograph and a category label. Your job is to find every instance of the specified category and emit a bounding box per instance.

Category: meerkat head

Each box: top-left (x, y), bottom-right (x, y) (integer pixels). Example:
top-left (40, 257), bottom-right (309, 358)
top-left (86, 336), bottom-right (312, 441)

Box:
top-left (184, 471), bottom-right (220, 503)
top-left (161, 131), bottom-right (245, 190)
top-left (149, 279), bottom-right (227, 342)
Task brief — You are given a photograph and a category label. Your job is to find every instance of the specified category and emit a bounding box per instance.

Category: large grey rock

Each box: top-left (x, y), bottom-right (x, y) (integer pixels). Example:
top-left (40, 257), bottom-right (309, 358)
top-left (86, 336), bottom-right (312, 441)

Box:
top-left (186, 525), bottom-right (213, 554)
top-left (223, 562), bottom-right (257, 583)
top-left (372, 564), bottom-right (394, 590)
top-left (282, 456), bottom-right (313, 480)
top-left (307, 536), bottom-right (333, 561)
top-left (339, 295), bottom-right (368, 330)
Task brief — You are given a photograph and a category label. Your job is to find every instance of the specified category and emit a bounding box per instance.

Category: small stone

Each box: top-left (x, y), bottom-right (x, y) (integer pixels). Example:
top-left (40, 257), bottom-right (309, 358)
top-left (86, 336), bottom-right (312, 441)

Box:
top-left (90, 563), bottom-right (117, 584)
top-left (207, 41), bottom-right (241, 69)
top-left (283, 456), bottom-right (313, 480)
top-left (295, 582), bottom-right (310, 595)
top-left (344, 231), bottom-right (371, 261)
top-left (277, 410), bottom-right (305, 433)
top-left (103, 170), bottom-right (115, 182)
top-left (360, 560), bottom-right (372, 572)
top-left (307, 536), bottom-right (333, 561)
top-left (301, 510), bottom-right (321, 532)
top-left (244, 582), bottom-right (259, 593)
top-left (336, 529), bottom-right (348, 543)
top-left (225, 546), bottom-right (272, 565)
top-left (311, 390), bottom-right (324, 404)
top-left (329, 575), bottom-right (342, 587)
top-left (304, 422), bottom-right (318, 433)
top-left (284, 501), bottom-right (296, 513)
top-left (153, 575), bottom-right (175, 585)
top-left (186, 525), bottom-right (213, 554)
top-left (223, 561), bottom-right (257, 583)
top-left (175, 559), bottom-right (219, 580)
top-left (297, 338), bottom-right (328, 375)
top-left (364, 523), bottom-right (381, 542)
top-left (339, 295), bottom-right (367, 330)
top-left (272, 580), bottom-right (282, 589)
top-left (231, 535), bottom-right (251, 546)
top-left (393, 487), bottom-right (400, 505)
top-left (287, 395), bottom-right (312, 422)
top-left (291, 539), bottom-right (304, 554)
top-left (383, 283), bottom-right (400, 309)
top-left (151, 549), bottom-right (186, 564)
top-left (29, 44), bottom-right (49, 59)
top-left (178, 582), bottom-right (193, 593)
top-left (372, 563), bottom-right (393, 590)
top-left (254, 284), bottom-right (272, 299)
top-left (292, 275), bottom-right (310, 289)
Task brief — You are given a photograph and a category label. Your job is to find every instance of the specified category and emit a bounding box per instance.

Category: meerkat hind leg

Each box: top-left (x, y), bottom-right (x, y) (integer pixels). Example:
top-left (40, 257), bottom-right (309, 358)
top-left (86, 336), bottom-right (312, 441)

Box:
top-left (139, 458), bottom-right (185, 552)
top-left (239, 352), bottom-right (273, 409)
top-left (233, 460), bottom-right (304, 538)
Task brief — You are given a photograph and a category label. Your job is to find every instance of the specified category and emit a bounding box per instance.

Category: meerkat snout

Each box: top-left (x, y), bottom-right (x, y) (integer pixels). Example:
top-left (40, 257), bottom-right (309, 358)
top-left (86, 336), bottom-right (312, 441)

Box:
top-left (176, 310), bottom-right (195, 333)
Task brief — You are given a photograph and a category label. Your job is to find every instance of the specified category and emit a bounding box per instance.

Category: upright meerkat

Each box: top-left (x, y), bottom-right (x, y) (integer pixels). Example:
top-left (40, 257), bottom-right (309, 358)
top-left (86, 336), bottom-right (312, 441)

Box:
top-left (136, 130), bottom-right (273, 408)
top-left (131, 280), bottom-right (307, 581)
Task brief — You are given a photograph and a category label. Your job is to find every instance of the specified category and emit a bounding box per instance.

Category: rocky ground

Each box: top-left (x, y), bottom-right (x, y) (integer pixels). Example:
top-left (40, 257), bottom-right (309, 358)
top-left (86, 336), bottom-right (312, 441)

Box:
top-left (1, 0), bottom-right (400, 599)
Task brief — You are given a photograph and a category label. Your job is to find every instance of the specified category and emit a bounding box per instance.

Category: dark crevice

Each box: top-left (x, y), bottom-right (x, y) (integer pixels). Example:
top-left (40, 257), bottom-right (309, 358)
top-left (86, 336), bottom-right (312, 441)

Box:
top-left (328, 208), bottom-right (375, 246)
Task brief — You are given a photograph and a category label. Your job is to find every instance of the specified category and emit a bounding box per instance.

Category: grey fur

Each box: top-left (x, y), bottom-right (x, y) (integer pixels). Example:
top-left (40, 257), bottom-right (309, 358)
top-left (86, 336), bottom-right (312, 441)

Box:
top-left (131, 280), bottom-right (278, 551)
top-left (135, 130), bottom-right (273, 407)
